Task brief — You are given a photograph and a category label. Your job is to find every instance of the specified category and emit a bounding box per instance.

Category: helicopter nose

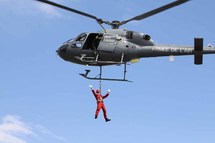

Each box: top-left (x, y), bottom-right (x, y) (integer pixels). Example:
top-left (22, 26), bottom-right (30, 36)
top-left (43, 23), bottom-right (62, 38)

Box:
top-left (56, 44), bottom-right (68, 54)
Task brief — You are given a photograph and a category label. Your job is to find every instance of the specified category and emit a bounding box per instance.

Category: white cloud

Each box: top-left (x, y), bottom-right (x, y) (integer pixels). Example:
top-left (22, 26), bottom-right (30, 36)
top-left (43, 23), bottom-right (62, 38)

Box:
top-left (0, 115), bottom-right (35, 143)
top-left (0, 0), bottom-right (62, 17)
top-left (0, 133), bottom-right (27, 143)
top-left (35, 2), bottom-right (62, 17)
top-left (0, 115), bottom-right (67, 143)
top-left (34, 125), bottom-right (67, 142)
top-left (34, 0), bottom-right (64, 18)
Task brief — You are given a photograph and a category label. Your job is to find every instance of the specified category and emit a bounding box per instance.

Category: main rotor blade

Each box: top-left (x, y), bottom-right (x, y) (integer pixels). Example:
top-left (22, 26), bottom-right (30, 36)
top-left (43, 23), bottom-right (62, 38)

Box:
top-left (36, 0), bottom-right (100, 21)
top-left (121, 0), bottom-right (190, 25)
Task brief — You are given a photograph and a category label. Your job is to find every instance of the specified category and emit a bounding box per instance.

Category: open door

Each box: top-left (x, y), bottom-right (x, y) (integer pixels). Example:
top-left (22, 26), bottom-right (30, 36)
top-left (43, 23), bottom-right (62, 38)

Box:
top-left (82, 33), bottom-right (101, 50)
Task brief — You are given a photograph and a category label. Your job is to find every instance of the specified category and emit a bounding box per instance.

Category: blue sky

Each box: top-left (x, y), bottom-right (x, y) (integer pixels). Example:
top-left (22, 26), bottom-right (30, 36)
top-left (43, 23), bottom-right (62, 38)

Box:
top-left (0, 0), bottom-right (215, 143)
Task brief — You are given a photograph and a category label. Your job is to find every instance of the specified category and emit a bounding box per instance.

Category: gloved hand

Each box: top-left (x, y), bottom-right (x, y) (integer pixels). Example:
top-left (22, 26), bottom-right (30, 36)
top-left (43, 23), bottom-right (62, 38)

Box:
top-left (89, 85), bottom-right (93, 89)
top-left (108, 89), bottom-right (111, 93)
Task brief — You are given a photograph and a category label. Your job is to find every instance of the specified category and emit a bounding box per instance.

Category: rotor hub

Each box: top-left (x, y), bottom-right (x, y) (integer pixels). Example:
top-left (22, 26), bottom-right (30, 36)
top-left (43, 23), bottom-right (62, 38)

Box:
top-left (111, 20), bottom-right (121, 29)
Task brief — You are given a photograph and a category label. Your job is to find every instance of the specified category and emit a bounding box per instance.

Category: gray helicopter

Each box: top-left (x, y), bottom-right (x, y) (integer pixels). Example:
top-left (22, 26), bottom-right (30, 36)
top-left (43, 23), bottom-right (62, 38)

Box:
top-left (36, 0), bottom-right (215, 82)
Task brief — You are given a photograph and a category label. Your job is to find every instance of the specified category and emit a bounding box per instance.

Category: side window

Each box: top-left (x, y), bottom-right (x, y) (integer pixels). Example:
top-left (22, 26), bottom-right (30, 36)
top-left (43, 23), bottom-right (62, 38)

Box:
top-left (126, 31), bottom-right (133, 39)
top-left (71, 43), bottom-right (82, 48)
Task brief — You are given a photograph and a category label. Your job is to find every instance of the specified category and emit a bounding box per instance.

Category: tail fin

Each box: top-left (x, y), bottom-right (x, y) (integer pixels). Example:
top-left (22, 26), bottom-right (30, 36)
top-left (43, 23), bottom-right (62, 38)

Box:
top-left (194, 38), bottom-right (203, 65)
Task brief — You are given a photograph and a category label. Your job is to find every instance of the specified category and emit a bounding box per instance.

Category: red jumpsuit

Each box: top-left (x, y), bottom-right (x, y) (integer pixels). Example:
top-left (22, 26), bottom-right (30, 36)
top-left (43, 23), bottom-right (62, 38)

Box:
top-left (91, 89), bottom-right (110, 120)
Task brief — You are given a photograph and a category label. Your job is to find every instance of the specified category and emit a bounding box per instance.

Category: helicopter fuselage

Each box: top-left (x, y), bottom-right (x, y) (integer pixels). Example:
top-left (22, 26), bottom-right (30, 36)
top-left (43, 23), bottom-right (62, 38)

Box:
top-left (56, 29), bottom-right (215, 66)
top-left (57, 29), bottom-right (154, 66)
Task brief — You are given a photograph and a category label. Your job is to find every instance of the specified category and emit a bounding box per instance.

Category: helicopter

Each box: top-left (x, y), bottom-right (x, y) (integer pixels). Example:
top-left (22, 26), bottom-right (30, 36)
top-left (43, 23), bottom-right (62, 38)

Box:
top-left (36, 0), bottom-right (215, 82)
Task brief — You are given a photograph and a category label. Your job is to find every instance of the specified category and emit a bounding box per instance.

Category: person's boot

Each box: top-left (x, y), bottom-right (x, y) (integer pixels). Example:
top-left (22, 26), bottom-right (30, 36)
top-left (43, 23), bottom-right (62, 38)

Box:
top-left (95, 115), bottom-right (97, 119)
top-left (105, 118), bottom-right (111, 122)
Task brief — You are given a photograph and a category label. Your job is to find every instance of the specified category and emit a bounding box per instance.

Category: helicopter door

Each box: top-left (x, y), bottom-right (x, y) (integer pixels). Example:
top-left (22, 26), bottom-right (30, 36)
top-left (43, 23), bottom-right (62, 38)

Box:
top-left (97, 34), bottom-right (118, 52)
top-left (82, 33), bottom-right (100, 50)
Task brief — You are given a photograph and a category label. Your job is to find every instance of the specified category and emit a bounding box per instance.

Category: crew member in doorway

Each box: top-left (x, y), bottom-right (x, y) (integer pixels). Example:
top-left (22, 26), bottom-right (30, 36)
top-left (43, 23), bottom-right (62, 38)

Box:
top-left (89, 85), bottom-right (111, 122)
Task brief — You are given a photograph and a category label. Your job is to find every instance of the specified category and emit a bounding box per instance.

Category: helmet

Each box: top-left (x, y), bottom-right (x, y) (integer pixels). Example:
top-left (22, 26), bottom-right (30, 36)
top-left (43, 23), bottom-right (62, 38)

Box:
top-left (96, 89), bottom-right (100, 93)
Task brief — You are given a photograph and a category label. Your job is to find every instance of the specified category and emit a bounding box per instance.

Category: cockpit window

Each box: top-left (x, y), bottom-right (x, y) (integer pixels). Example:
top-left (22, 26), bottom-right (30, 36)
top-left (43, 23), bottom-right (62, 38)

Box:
top-left (70, 42), bottom-right (82, 48)
top-left (76, 33), bottom-right (87, 42)
top-left (68, 33), bottom-right (87, 48)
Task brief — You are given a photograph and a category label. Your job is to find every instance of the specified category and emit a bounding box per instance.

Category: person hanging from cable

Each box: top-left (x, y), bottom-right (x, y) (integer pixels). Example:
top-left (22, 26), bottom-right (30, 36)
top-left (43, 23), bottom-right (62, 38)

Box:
top-left (89, 85), bottom-right (111, 122)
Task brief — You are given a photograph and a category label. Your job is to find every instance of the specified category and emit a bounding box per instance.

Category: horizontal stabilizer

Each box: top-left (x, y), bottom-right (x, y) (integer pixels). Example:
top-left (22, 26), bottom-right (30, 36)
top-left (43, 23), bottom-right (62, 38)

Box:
top-left (194, 38), bottom-right (203, 65)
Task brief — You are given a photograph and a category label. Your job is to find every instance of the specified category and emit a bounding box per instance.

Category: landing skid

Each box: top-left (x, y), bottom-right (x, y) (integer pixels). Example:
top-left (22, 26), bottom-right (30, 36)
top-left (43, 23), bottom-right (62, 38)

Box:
top-left (79, 63), bottom-right (132, 82)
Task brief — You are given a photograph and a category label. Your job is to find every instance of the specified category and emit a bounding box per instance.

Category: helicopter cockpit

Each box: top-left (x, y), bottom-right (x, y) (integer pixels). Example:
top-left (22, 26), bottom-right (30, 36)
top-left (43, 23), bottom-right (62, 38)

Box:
top-left (65, 32), bottom-right (103, 51)
top-left (68, 33), bottom-right (87, 48)
top-left (57, 33), bottom-right (87, 56)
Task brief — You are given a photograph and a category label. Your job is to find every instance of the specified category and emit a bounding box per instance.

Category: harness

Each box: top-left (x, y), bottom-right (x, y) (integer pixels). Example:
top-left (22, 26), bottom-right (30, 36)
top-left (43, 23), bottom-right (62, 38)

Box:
top-left (97, 95), bottom-right (103, 103)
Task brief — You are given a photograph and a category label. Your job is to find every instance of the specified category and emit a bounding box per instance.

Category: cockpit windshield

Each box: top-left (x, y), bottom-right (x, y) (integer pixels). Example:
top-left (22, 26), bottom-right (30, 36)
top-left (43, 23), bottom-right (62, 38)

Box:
top-left (65, 33), bottom-right (88, 49)
top-left (66, 38), bottom-right (75, 43)
top-left (75, 33), bottom-right (87, 42)
top-left (65, 33), bottom-right (87, 44)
